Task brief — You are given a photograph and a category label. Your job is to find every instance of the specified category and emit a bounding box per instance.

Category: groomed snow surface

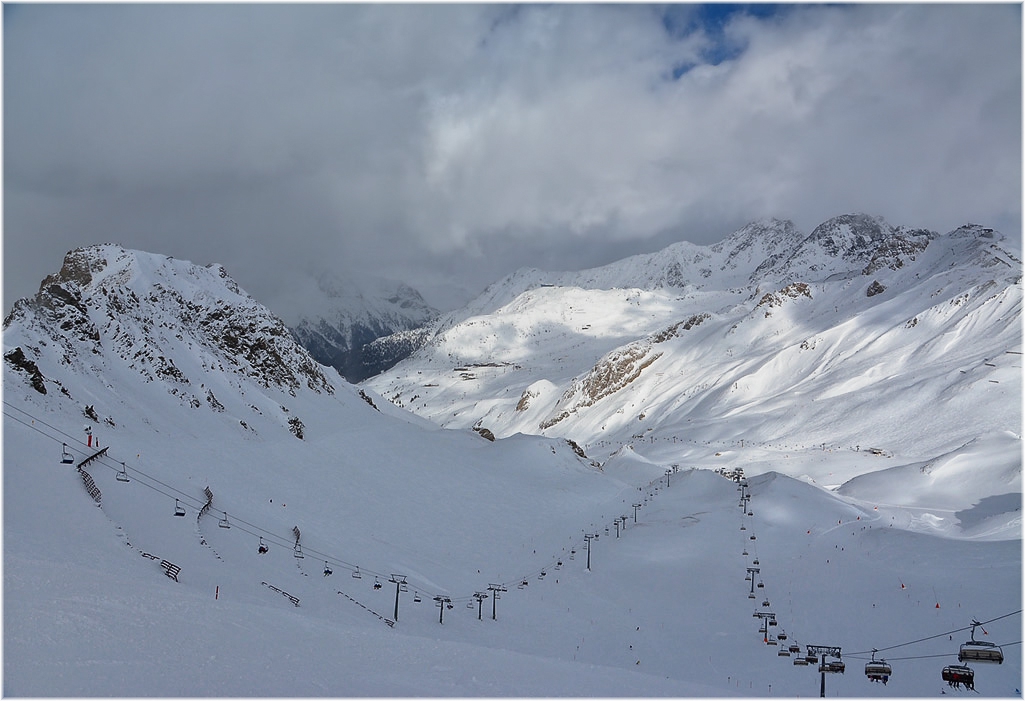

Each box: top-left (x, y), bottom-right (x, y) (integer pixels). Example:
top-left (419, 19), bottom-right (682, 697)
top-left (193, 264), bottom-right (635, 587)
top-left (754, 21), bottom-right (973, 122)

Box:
top-left (3, 388), bottom-right (1020, 697)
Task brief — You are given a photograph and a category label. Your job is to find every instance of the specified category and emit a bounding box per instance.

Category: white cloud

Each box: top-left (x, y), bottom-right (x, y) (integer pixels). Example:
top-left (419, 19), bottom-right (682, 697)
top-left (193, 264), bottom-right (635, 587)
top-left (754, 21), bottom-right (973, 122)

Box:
top-left (4, 4), bottom-right (1019, 311)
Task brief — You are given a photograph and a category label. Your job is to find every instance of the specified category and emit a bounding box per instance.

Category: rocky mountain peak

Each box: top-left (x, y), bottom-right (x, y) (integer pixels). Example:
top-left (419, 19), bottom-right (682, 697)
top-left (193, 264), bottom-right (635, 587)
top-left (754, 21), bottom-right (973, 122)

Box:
top-left (4, 245), bottom-right (335, 406)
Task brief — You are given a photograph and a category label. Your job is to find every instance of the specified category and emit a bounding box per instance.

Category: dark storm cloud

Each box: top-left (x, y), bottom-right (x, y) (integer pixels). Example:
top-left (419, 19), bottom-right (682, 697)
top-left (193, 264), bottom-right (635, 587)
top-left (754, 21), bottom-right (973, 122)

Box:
top-left (4, 4), bottom-right (1020, 315)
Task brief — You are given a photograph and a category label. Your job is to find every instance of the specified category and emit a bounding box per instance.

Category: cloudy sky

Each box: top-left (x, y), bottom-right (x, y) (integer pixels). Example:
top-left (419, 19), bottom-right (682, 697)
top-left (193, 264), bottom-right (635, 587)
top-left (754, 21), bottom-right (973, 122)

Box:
top-left (4, 3), bottom-right (1021, 315)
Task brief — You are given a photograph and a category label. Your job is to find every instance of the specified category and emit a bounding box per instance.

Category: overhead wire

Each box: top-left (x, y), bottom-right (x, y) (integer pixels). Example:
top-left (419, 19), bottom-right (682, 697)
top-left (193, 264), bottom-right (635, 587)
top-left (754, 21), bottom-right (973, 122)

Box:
top-left (10, 400), bottom-right (1023, 658)
top-left (3, 403), bottom-right (417, 594)
top-left (846, 610), bottom-right (1023, 657)
top-left (5, 400), bottom-right (590, 603)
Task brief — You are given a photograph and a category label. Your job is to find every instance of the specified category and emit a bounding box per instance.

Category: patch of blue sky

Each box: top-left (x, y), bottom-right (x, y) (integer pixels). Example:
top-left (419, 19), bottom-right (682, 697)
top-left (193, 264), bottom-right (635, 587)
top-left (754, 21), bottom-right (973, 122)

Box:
top-left (662, 4), bottom-right (792, 78)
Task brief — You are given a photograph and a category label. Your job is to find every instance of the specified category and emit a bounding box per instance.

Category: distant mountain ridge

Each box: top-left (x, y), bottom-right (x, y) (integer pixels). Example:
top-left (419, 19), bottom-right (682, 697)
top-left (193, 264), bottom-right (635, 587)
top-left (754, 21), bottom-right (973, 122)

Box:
top-left (393, 214), bottom-right (945, 342)
top-left (364, 213), bottom-right (1021, 460)
top-left (286, 272), bottom-right (438, 383)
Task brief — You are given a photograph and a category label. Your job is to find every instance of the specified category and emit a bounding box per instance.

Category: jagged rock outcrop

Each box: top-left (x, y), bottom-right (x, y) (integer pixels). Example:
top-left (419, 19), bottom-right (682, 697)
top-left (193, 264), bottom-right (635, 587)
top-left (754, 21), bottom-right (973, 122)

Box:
top-left (3, 245), bottom-right (335, 431)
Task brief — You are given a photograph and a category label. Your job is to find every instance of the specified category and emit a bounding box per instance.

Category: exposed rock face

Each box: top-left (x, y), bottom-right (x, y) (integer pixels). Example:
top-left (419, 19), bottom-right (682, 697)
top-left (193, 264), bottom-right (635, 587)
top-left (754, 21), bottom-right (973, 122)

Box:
top-left (3, 245), bottom-right (334, 415)
top-left (288, 273), bottom-right (438, 383)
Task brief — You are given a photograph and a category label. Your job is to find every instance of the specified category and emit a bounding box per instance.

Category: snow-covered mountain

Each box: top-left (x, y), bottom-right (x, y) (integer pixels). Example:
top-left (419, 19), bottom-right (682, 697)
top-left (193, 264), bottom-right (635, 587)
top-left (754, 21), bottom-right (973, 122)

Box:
top-left (3, 233), bottom-right (1021, 696)
top-left (285, 272), bottom-right (438, 383)
top-left (365, 214), bottom-right (1021, 466)
top-left (3, 245), bottom-right (339, 436)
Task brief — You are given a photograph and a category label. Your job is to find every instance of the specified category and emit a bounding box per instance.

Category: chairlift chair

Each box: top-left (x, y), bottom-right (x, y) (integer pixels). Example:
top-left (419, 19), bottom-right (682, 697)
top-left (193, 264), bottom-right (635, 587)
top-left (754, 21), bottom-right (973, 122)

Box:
top-left (174, 499), bottom-right (186, 517)
top-left (752, 559), bottom-right (759, 565)
top-left (959, 625), bottom-right (1004, 664)
top-left (116, 463), bottom-right (130, 482)
top-left (258, 538), bottom-right (269, 554)
top-left (466, 601), bottom-right (474, 609)
top-left (323, 562), bottom-right (332, 576)
top-left (806, 653), bottom-right (819, 664)
top-left (959, 641), bottom-right (1003, 663)
top-left (788, 644), bottom-right (801, 654)
top-left (757, 581), bottom-right (765, 588)
top-left (778, 648), bottom-right (791, 657)
top-left (413, 592), bottom-right (422, 603)
top-left (373, 577), bottom-right (382, 590)
top-left (748, 593), bottom-right (756, 599)
top-left (777, 631), bottom-right (787, 640)
top-left (750, 535), bottom-right (756, 540)
top-left (942, 664), bottom-right (974, 687)
top-left (865, 659), bottom-right (892, 682)
top-left (218, 513), bottom-right (231, 529)
top-left (352, 566), bottom-right (362, 579)
top-left (793, 657), bottom-right (809, 666)
top-left (61, 444), bottom-right (74, 464)
top-left (293, 543), bottom-right (304, 559)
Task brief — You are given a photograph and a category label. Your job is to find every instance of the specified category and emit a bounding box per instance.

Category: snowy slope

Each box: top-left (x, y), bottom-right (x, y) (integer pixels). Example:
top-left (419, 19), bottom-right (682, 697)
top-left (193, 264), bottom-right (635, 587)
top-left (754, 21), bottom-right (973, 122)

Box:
top-left (3, 241), bottom-right (1021, 696)
top-left (365, 217), bottom-right (1021, 471)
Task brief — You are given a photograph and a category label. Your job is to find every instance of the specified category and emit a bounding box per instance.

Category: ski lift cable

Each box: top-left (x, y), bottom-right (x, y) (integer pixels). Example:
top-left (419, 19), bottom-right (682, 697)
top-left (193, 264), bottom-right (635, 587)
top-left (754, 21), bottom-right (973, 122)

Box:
top-left (847, 610), bottom-right (1023, 656)
top-left (7, 403), bottom-right (593, 598)
top-left (7, 403), bottom-right (805, 609)
top-left (4, 402), bottom-right (229, 513)
top-left (849, 641), bottom-right (1022, 663)
top-left (4, 402), bottom-right (89, 446)
top-left (92, 454), bottom-right (206, 507)
top-left (4, 407), bottom-right (390, 582)
top-left (3, 407), bottom-right (211, 511)
top-left (0, 405), bottom-right (826, 612)
top-left (5, 406), bottom-right (467, 599)
top-left (4, 410), bottom-right (70, 444)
